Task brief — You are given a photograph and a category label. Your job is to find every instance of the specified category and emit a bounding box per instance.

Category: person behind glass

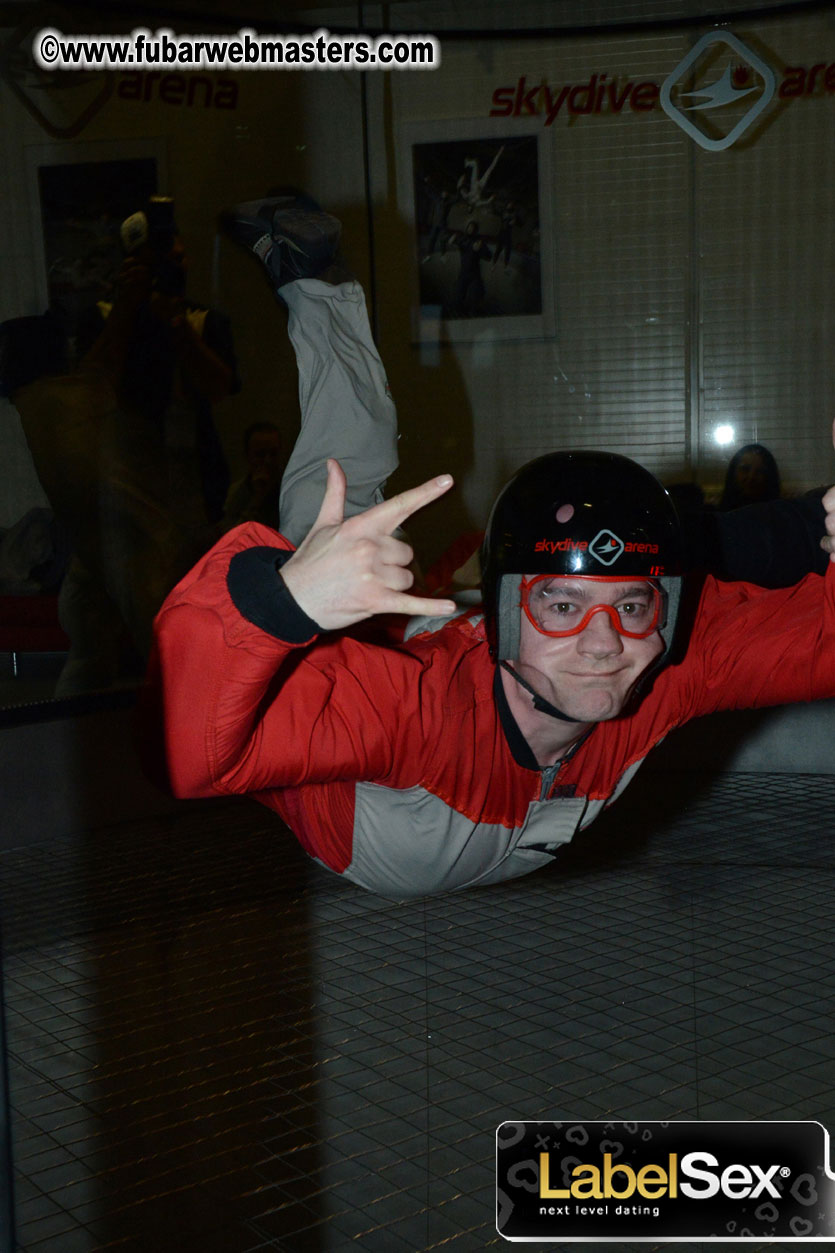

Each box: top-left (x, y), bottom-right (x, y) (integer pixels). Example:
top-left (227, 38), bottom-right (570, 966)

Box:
top-left (719, 443), bottom-right (781, 511)
top-left (78, 198), bottom-right (235, 529)
top-left (58, 198), bottom-right (237, 694)
top-left (224, 421), bottom-right (283, 529)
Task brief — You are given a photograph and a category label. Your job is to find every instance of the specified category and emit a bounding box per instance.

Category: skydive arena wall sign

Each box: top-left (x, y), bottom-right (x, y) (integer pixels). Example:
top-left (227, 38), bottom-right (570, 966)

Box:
top-left (496, 1121), bottom-right (835, 1240)
top-left (488, 31), bottom-right (835, 149)
top-left (660, 31), bottom-right (776, 151)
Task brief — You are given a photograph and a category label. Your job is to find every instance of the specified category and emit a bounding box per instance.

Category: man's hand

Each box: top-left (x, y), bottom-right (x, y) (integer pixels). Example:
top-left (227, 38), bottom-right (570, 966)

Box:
top-left (281, 459), bottom-right (458, 631)
top-left (822, 418), bottom-right (835, 562)
top-left (822, 485), bottom-right (835, 562)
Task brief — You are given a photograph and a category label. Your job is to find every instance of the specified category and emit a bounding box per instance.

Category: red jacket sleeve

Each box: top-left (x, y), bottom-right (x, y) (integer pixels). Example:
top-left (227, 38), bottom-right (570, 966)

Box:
top-left (661, 564), bottom-right (835, 720)
top-left (150, 522), bottom-right (429, 800)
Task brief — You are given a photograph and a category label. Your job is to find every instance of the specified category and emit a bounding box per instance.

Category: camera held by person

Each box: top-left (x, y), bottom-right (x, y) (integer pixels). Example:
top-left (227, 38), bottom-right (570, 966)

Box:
top-left (120, 196), bottom-right (186, 299)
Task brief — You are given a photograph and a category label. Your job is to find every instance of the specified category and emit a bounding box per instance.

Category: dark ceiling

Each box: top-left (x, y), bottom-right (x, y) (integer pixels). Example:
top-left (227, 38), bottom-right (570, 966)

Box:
top-left (1, 0), bottom-right (831, 38)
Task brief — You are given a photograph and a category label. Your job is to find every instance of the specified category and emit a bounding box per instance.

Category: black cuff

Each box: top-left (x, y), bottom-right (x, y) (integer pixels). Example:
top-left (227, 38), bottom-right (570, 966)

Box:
top-left (227, 547), bottom-right (320, 643)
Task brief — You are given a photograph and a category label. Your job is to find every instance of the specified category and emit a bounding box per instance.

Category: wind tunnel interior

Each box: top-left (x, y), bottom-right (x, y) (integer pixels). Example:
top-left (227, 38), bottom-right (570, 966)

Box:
top-left (2, 0), bottom-right (835, 1249)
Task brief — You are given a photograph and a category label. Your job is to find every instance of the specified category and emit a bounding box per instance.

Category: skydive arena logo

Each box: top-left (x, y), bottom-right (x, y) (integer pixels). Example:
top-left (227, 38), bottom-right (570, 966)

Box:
top-left (660, 31), bottom-right (776, 150)
top-left (487, 30), bottom-right (817, 147)
top-left (588, 529), bottom-right (625, 566)
top-left (496, 1121), bottom-right (835, 1241)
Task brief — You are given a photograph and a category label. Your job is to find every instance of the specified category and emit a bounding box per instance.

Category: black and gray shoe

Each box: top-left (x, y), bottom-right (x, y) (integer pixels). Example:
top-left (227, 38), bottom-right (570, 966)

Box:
top-left (219, 192), bottom-right (342, 289)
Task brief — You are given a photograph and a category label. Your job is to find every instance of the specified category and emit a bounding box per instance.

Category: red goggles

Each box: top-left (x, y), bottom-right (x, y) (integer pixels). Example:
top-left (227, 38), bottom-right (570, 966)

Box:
top-left (520, 575), bottom-right (665, 639)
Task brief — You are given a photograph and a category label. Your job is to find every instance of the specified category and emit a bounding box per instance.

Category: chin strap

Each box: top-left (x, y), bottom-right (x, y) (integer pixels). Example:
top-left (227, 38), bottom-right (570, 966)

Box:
top-left (499, 661), bottom-right (584, 723)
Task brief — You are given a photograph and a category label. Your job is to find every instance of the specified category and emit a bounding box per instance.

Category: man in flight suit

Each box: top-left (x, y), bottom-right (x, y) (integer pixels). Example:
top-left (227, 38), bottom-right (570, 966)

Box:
top-left (150, 194), bottom-right (835, 899)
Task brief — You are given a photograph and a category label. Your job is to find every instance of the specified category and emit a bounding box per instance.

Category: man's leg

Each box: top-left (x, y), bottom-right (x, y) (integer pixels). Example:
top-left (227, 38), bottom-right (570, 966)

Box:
top-left (220, 195), bottom-right (398, 546)
top-left (278, 278), bottom-right (398, 546)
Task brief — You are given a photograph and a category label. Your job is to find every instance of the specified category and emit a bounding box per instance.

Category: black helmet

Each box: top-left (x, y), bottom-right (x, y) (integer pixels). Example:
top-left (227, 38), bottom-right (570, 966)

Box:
top-left (482, 451), bottom-right (685, 661)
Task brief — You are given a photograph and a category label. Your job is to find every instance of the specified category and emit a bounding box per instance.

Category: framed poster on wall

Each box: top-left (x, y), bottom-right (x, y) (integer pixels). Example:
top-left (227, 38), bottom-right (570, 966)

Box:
top-left (398, 118), bottom-right (555, 344)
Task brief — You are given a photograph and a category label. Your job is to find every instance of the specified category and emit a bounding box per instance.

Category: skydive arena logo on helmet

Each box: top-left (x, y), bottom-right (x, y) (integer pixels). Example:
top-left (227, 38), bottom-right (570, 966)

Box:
top-left (534, 538), bottom-right (588, 554)
top-left (589, 529), bottom-right (626, 565)
top-left (533, 532), bottom-right (661, 562)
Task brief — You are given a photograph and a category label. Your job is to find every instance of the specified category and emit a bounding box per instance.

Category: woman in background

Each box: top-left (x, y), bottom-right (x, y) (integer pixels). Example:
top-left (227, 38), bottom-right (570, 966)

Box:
top-left (720, 443), bottom-right (781, 510)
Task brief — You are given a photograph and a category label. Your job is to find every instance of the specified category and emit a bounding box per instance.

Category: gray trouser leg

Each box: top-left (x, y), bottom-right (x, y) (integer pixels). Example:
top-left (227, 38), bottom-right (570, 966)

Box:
top-left (278, 278), bottom-right (399, 546)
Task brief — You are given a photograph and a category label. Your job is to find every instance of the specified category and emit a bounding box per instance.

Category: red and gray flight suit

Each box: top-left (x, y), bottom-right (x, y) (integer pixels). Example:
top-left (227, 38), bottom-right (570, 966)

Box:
top-left (152, 521), bottom-right (835, 898)
top-left (150, 276), bottom-right (835, 898)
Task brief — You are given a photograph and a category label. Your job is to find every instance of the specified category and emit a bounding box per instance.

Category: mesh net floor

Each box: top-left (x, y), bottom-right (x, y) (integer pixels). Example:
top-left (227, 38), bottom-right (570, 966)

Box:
top-left (3, 769), bottom-right (834, 1252)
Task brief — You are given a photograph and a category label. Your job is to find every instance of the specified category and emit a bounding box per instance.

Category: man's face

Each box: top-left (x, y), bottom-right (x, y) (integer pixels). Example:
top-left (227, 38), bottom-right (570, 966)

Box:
top-left (514, 575), bottom-right (664, 723)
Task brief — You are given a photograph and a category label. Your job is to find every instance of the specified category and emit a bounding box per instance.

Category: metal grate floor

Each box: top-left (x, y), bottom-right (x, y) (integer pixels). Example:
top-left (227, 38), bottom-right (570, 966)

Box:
top-left (3, 770), bottom-right (835, 1252)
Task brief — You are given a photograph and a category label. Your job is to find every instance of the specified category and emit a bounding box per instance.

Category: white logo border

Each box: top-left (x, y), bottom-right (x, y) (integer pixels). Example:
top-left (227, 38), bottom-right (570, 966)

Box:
top-left (660, 30), bottom-right (777, 152)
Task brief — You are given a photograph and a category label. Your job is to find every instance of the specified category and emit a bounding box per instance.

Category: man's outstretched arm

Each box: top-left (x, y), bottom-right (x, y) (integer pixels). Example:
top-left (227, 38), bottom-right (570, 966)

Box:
top-left (656, 421), bottom-right (835, 723)
top-left (150, 463), bottom-right (456, 798)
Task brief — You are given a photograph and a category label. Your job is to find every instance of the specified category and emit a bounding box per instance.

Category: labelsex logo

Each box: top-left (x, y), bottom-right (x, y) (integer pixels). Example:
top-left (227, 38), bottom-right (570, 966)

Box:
top-left (496, 1120), bottom-right (835, 1241)
top-left (660, 30), bottom-right (776, 151)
